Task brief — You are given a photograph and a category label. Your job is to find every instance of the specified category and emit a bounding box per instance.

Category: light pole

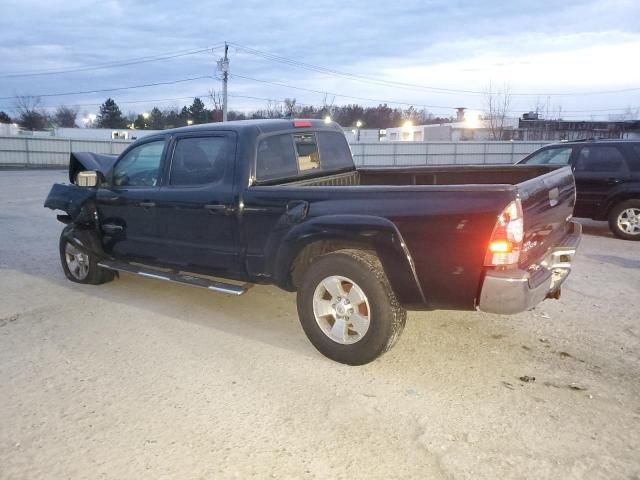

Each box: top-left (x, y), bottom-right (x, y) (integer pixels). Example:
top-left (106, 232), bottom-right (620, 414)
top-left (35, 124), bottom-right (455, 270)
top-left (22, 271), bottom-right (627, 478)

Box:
top-left (356, 120), bottom-right (363, 142)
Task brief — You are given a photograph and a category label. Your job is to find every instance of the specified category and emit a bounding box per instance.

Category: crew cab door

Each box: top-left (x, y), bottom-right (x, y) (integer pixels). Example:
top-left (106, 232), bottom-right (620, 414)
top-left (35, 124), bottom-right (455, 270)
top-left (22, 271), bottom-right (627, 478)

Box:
top-left (572, 145), bottom-right (631, 218)
top-left (95, 137), bottom-right (168, 260)
top-left (153, 132), bottom-right (241, 275)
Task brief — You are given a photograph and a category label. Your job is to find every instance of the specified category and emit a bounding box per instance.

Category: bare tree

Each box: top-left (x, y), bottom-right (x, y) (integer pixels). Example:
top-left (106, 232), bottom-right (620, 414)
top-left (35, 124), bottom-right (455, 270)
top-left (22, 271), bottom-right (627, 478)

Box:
top-left (208, 88), bottom-right (223, 122)
top-left (53, 106), bottom-right (79, 127)
top-left (608, 106), bottom-right (640, 121)
top-left (484, 81), bottom-right (513, 140)
top-left (283, 98), bottom-right (299, 118)
top-left (264, 100), bottom-right (282, 119)
top-left (14, 95), bottom-right (49, 130)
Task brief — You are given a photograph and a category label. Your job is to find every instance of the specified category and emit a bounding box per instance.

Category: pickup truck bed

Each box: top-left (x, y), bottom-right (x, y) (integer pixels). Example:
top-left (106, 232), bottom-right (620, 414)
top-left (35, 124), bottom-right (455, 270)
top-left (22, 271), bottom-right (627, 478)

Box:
top-left (45, 119), bottom-right (581, 364)
top-left (242, 163), bottom-right (577, 313)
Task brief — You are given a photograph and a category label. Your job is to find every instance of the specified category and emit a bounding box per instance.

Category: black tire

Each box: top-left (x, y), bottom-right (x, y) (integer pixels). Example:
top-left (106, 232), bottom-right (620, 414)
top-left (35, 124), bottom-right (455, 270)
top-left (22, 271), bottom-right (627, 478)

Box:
top-left (296, 249), bottom-right (406, 365)
top-left (608, 200), bottom-right (640, 241)
top-left (59, 227), bottom-right (115, 285)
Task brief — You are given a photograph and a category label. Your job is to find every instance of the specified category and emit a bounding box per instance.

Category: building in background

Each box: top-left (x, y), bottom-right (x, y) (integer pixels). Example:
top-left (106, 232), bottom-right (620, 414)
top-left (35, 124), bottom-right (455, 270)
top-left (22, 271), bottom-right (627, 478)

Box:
top-left (384, 117), bottom-right (519, 142)
top-left (0, 123), bottom-right (20, 136)
top-left (342, 128), bottom-right (382, 143)
top-left (53, 128), bottom-right (161, 141)
top-left (518, 113), bottom-right (640, 140)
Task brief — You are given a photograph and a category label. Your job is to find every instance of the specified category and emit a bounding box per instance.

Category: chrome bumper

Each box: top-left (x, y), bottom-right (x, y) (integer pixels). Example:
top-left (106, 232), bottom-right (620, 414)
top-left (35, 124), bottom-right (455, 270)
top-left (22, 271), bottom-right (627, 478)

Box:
top-left (478, 221), bottom-right (581, 315)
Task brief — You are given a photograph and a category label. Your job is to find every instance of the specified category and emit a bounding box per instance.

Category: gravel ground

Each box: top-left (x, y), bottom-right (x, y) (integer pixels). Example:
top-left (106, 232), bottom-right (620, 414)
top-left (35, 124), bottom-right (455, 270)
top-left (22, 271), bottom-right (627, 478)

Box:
top-left (1, 170), bottom-right (639, 480)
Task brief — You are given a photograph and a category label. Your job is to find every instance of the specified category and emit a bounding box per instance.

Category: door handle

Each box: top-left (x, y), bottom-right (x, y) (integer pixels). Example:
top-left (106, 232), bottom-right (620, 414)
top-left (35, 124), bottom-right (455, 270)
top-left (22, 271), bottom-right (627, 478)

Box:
top-left (607, 178), bottom-right (621, 185)
top-left (102, 195), bottom-right (120, 202)
top-left (139, 201), bottom-right (156, 208)
top-left (205, 204), bottom-right (236, 215)
top-left (204, 204), bottom-right (226, 213)
top-left (102, 223), bottom-right (124, 235)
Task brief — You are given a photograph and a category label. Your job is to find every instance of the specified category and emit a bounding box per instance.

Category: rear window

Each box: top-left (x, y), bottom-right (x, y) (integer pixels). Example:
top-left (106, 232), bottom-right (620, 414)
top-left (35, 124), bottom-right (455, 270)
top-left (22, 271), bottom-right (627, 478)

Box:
top-left (294, 133), bottom-right (320, 173)
top-left (256, 134), bottom-right (298, 181)
top-left (317, 131), bottom-right (353, 170)
top-left (256, 130), bottom-right (353, 182)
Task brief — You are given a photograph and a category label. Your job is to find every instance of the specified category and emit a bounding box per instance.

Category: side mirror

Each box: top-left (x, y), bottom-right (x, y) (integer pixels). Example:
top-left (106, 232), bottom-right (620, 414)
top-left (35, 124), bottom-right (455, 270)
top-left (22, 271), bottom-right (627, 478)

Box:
top-left (75, 170), bottom-right (104, 187)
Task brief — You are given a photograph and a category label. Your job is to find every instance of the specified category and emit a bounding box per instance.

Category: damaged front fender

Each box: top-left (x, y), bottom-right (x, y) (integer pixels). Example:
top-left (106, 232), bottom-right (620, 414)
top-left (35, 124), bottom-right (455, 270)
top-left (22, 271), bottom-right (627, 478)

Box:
top-left (44, 183), bottom-right (97, 222)
top-left (44, 183), bottom-right (110, 260)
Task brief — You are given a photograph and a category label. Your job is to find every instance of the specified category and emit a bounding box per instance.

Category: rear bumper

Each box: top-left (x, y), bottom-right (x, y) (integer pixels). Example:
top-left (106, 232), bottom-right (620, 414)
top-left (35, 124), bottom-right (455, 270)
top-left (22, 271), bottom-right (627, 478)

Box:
top-left (478, 220), bottom-right (581, 315)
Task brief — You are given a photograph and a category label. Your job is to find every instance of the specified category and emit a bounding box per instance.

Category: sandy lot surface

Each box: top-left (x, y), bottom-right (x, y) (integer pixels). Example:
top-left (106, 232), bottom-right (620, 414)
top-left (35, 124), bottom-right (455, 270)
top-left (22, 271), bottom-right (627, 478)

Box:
top-left (0, 170), bottom-right (639, 480)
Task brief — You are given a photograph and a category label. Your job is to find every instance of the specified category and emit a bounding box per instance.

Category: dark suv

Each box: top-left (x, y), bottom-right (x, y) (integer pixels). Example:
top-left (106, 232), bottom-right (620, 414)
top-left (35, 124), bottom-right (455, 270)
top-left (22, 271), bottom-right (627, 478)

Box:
top-left (518, 140), bottom-right (640, 240)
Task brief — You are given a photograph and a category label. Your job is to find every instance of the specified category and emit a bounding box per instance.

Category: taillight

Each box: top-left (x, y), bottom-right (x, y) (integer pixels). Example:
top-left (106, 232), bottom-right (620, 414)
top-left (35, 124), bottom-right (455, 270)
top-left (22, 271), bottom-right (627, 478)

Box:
top-left (293, 120), bottom-right (312, 128)
top-left (484, 199), bottom-right (524, 267)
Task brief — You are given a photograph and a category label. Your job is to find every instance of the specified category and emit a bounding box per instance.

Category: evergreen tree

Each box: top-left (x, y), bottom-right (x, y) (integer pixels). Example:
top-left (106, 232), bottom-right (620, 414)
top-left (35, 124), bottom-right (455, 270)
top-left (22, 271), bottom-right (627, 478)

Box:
top-left (0, 111), bottom-right (12, 124)
top-left (148, 107), bottom-right (164, 130)
top-left (189, 97), bottom-right (209, 124)
top-left (96, 98), bottom-right (127, 128)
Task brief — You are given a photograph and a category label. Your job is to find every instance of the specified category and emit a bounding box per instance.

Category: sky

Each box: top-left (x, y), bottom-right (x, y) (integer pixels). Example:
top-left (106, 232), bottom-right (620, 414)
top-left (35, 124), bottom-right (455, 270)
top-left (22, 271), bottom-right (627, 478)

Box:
top-left (1, 0), bottom-right (639, 122)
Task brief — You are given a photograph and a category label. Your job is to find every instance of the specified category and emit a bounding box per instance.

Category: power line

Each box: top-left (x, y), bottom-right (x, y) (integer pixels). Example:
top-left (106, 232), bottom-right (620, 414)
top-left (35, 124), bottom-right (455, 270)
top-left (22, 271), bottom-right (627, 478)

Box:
top-left (0, 75), bottom-right (213, 101)
top-left (228, 93), bottom-right (316, 107)
top-left (34, 94), bottom-right (211, 110)
top-left (230, 73), bottom-right (460, 111)
top-left (230, 73), bottom-right (640, 115)
top-left (228, 42), bottom-right (640, 97)
top-left (0, 44), bottom-right (223, 79)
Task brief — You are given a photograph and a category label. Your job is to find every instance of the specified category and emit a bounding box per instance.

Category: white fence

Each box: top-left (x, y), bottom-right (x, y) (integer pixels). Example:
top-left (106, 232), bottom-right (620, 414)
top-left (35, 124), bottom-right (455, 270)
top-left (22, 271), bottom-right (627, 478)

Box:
top-left (351, 141), bottom-right (549, 166)
top-left (0, 136), bottom-right (549, 168)
top-left (0, 136), bottom-right (130, 167)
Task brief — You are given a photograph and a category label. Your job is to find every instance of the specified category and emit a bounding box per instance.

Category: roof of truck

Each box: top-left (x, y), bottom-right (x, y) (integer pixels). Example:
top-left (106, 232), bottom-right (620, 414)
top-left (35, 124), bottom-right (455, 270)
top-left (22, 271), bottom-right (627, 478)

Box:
top-left (150, 118), bottom-right (343, 137)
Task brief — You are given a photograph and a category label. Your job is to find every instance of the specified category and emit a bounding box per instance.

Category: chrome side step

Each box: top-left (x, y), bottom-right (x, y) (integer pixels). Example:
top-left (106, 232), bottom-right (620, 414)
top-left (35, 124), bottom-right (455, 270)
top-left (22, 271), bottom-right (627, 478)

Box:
top-left (97, 260), bottom-right (250, 296)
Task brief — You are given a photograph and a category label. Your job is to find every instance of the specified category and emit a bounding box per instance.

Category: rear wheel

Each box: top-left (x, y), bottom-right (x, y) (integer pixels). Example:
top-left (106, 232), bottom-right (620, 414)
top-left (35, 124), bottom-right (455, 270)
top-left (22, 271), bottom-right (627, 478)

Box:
top-left (59, 227), bottom-right (115, 284)
top-left (608, 200), bottom-right (640, 240)
top-left (296, 249), bottom-right (406, 365)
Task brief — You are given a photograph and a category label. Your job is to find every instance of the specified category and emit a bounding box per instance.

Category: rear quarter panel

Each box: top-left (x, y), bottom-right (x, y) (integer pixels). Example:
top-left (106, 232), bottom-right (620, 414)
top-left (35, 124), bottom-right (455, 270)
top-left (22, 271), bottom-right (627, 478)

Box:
top-left (241, 185), bottom-right (514, 310)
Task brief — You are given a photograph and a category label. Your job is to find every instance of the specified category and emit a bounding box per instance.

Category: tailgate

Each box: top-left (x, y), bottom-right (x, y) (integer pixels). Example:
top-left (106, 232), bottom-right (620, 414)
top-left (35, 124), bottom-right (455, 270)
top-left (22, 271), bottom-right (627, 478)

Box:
top-left (515, 165), bottom-right (576, 266)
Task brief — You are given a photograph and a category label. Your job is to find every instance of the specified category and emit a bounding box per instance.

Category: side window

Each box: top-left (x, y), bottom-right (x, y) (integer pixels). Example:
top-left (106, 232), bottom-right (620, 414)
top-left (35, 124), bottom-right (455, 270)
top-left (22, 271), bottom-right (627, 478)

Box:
top-left (317, 131), bottom-right (353, 170)
top-left (523, 147), bottom-right (572, 165)
top-left (256, 134), bottom-right (298, 181)
top-left (170, 136), bottom-right (232, 186)
top-left (113, 140), bottom-right (165, 187)
top-left (293, 132), bottom-right (320, 173)
top-left (574, 146), bottom-right (627, 173)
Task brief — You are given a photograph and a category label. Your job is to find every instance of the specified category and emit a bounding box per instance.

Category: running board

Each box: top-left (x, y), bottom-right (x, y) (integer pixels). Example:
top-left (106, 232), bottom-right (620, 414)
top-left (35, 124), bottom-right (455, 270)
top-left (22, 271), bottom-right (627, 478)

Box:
top-left (97, 260), bottom-right (249, 296)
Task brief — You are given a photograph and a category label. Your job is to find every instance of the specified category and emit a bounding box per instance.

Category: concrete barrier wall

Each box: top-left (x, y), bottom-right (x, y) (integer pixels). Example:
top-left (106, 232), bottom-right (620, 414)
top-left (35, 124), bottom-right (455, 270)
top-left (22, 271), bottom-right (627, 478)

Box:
top-left (0, 136), bottom-right (549, 168)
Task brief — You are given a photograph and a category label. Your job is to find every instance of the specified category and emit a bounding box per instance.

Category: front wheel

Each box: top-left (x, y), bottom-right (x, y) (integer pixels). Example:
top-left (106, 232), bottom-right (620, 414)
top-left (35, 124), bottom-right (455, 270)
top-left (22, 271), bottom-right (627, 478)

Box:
top-left (608, 200), bottom-right (640, 240)
top-left (59, 227), bottom-right (115, 284)
top-left (296, 249), bottom-right (406, 365)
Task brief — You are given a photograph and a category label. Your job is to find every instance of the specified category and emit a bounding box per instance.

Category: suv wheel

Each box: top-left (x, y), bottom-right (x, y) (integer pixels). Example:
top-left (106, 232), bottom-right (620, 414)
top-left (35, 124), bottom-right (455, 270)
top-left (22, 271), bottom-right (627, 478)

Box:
top-left (59, 227), bottom-right (115, 284)
top-left (608, 200), bottom-right (640, 240)
top-left (296, 249), bottom-right (406, 365)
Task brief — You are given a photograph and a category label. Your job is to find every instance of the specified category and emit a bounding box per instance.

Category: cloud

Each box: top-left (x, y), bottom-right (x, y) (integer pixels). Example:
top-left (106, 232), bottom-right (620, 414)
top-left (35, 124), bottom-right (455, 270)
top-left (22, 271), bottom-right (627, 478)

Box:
top-left (0, 0), bottom-right (638, 118)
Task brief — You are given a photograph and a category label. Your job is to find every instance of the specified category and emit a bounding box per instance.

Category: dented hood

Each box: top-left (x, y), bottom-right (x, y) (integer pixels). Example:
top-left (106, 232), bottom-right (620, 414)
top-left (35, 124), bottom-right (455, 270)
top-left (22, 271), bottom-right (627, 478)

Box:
top-left (69, 152), bottom-right (118, 183)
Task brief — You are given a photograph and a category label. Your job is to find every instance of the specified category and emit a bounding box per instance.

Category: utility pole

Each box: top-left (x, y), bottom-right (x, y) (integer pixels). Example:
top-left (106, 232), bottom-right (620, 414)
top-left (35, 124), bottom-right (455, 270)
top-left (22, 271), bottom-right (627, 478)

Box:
top-left (217, 42), bottom-right (229, 122)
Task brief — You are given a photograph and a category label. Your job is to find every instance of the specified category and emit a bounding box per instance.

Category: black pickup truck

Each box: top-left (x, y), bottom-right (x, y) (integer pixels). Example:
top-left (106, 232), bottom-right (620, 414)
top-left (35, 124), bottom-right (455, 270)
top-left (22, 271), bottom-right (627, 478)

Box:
top-left (45, 119), bottom-right (581, 365)
top-left (517, 139), bottom-right (640, 240)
